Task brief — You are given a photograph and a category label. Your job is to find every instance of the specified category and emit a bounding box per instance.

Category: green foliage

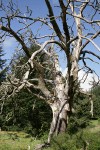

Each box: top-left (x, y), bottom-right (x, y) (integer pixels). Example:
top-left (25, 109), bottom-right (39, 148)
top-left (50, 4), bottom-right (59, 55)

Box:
top-left (0, 43), bottom-right (52, 137)
top-left (50, 133), bottom-right (76, 150)
top-left (0, 46), bottom-right (7, 128)
top-left (47, 130), bottom-right (100, 150)
top-left (68, 92), bottom-right (90, 134)
top-left (0, 120), bottom-right (100, 150)
top-left (1, 89), bottom-right (52, 137)
top-left (91, 85), bottom-right (100, 119)
top-left (30, 100), bottom-right (52, 137)
top-left (0, 46), bottom-right (6, 69)
top-left (83, 131), bottom-right (100, 150)
top-left (0, 46), bottom-right (6, 84)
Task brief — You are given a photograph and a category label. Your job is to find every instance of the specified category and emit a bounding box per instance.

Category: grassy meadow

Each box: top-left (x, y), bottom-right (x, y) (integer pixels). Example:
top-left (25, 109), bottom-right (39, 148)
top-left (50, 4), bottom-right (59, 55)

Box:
top-left (0, 119), bottom-right (100, 150)
top-left (0, 131), bottom-right (41, 150)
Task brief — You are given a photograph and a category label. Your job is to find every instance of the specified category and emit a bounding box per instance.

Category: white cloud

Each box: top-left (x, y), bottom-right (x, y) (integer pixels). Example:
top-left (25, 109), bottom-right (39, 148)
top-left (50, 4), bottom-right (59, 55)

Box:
top-left (3, 37), bottom-right (16, 50)
top-left (62, 68), bottom-right (67, 77)
top-left (62, 68), bottom-right (99, 91)
top-left (78, 70), bottom-right (99, 91)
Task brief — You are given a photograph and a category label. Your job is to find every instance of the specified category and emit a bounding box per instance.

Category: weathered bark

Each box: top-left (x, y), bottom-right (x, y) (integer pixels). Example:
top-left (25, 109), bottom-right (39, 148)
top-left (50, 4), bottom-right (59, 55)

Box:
top-left (48, 100), bottom-right (69, 143)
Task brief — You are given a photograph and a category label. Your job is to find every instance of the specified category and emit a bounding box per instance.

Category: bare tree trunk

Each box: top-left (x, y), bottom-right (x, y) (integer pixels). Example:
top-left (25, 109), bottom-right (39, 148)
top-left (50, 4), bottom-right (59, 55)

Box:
top-left (89, 96), bottom-right (93, 118)
top-left (48, 100), bottom-right (69, 143)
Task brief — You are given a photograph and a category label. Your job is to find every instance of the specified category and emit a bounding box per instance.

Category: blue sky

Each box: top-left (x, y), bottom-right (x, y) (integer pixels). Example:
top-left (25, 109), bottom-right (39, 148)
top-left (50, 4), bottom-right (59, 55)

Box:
top-left (1, 0), bottom-right (100, 90)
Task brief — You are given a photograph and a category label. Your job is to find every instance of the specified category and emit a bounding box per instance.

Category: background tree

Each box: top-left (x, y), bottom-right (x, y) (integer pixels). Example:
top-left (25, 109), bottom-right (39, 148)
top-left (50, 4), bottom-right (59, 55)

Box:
top-left (0, 44), bottom-right (52, 136)
top-left (0, 45), bottom-right (7, 120)
top-left (91, 84), bottom-right (100, 119)
top-left (68, 91), bottom-right (90, 134)
top-left (0, 0), bottom-right (100, 144)
top-left (0, 46), bottom-right (6, 84)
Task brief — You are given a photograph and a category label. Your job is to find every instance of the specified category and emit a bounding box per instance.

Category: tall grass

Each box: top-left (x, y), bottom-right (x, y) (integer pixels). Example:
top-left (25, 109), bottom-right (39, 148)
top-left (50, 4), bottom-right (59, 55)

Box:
top-left (43, 131), bottom-right (100, 150)
top-left (43, 119), bottom-right (100, 150)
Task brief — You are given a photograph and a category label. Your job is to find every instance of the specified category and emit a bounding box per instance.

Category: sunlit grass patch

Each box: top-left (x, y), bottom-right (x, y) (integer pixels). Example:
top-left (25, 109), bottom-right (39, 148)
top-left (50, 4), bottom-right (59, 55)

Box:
top-left (90, 119), bottom-right (99, 126)
top-left (0, 131), bottom-right (41, 150)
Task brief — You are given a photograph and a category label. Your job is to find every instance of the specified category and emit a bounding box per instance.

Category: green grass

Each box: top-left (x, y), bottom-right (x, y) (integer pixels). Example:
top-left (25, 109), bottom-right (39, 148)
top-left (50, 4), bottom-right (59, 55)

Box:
top-left (44, 119), bottom-right (100, 150)
top-left (43, 130), bottom-right (100, 150)
top-left (0, 131), bottom-right (41, 150)
top-left (0, 120), bottom-right (100, 150)
top-left (87, 119), bottom-right (100, 133)
top-left (90, 119), bottom-right (99, 126)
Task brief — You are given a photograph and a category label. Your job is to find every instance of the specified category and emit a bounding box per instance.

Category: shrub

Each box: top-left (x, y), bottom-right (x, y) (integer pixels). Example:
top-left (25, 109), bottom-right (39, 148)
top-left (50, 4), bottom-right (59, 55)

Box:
top-left (49, 131), bottom-right (100, 150)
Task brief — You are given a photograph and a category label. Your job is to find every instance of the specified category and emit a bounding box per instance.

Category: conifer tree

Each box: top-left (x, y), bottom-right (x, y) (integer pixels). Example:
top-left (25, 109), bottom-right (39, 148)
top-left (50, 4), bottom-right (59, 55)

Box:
top-left (0, 46), bottom-right (6, 84)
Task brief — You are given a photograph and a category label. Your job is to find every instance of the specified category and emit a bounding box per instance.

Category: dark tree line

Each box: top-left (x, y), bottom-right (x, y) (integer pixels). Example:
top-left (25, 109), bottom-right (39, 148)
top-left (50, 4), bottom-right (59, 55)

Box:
top-left (0, 46), bottom-right (6, 84)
